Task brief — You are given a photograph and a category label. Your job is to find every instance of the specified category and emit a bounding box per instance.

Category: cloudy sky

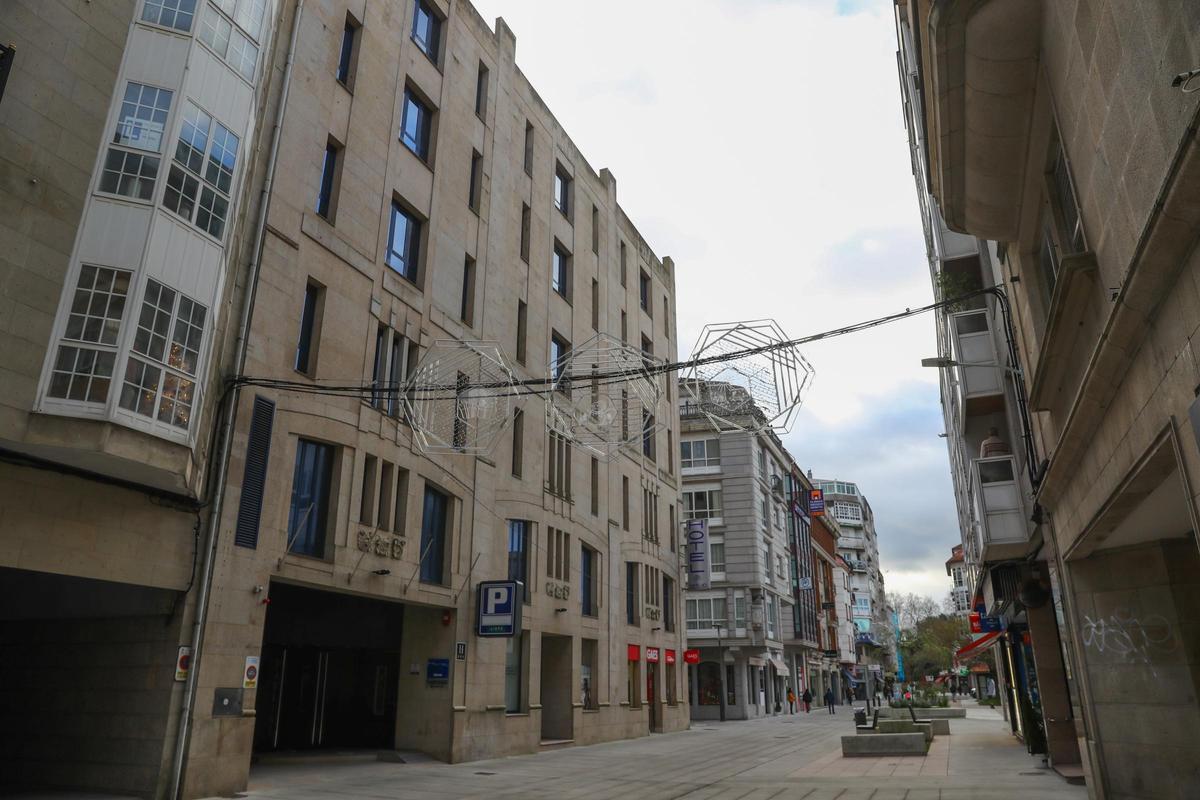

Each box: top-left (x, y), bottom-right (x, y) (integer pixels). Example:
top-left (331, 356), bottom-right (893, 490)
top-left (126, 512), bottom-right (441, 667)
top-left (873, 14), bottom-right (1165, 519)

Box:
top-left (470, 0), bottom-right (959, 600)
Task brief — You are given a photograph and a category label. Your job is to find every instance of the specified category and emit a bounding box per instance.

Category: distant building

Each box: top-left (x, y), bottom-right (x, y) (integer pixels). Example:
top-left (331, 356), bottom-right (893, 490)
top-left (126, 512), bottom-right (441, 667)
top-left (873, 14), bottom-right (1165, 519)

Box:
top-left (945, 545), bottom-right (969, 615)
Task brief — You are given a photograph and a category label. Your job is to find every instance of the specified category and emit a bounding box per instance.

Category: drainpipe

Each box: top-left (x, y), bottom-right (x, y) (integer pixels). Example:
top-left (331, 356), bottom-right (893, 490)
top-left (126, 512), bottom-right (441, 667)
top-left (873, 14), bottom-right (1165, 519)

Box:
top-left (167, 2), bottom-right (305, 797)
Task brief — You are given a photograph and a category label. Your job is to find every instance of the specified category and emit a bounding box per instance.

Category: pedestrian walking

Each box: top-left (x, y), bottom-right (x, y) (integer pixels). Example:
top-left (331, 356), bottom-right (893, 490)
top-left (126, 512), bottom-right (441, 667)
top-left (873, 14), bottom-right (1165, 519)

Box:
top-left (786, 686), bottom-right (796, 714)
top-left (824, 687), bottom-right (835, 714)
top-left (801, 688), bottom-right (812, 713)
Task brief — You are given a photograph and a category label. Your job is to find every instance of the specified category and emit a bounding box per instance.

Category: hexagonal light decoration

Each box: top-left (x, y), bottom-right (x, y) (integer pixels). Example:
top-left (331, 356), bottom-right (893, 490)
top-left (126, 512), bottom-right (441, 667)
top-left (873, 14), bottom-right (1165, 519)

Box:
top-left (547, 332), bottom-right (663, 460)
top-left (404, 339), bottom-right (522, 456)
top-left (681, 319), bottom-right (814, 434)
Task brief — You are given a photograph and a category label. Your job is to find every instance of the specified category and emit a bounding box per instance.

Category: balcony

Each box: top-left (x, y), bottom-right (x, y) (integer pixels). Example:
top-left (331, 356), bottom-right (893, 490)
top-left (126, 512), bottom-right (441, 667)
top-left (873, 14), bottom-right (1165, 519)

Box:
top-left (949, 308), bottom-right (1005, 425)
top-left (970, 455), bottom-right (1031, 562)
top-left (846, 559), bottom-right (869, 573)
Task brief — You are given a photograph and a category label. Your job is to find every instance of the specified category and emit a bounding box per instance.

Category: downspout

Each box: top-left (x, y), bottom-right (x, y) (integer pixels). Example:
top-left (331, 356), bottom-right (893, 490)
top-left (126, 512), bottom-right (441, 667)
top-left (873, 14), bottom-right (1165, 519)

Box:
top-left (168, 1), bottom-right (305, 797)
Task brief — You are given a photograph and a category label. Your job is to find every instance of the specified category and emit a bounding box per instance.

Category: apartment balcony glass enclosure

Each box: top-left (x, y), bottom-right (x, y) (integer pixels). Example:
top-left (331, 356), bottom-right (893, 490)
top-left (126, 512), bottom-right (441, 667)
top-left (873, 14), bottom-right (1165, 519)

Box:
top-left (969, 455), bottom-right (1030, 562)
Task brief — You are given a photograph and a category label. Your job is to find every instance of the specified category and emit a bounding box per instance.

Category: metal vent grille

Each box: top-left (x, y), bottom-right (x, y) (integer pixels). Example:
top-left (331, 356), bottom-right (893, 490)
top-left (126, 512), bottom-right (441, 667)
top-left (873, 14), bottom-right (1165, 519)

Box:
top-left (234, 395), bottom-right (275, 549)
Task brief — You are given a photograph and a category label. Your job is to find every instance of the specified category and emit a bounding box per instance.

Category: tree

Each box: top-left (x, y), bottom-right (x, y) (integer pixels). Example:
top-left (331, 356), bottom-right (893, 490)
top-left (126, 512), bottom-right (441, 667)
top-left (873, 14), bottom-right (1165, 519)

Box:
top-left (888, 592), bottom-right (941, 631)
top-left (899, 614), bottom-right (971, 679)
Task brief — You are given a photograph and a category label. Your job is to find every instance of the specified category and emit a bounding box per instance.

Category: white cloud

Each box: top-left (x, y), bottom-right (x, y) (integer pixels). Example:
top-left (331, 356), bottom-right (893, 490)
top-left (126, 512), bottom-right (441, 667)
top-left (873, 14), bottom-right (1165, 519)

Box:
top-left (470, 0), bottom-right (954, 599)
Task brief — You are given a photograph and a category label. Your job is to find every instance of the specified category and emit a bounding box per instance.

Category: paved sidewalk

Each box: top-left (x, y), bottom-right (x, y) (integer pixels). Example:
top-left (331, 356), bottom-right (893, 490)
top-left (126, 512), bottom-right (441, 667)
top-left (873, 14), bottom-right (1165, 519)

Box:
top-left (232, 702), bottom-right (1085, 800)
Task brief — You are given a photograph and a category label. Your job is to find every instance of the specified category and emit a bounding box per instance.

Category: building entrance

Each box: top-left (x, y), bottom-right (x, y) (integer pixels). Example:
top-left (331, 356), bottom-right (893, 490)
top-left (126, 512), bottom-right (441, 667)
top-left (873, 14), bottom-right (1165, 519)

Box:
top-left (647, 662), bottom-right (659, 732)
top-left (539, 634), bottom-right (573, 742)
top-left (253, 582), bottom-right (402, 753)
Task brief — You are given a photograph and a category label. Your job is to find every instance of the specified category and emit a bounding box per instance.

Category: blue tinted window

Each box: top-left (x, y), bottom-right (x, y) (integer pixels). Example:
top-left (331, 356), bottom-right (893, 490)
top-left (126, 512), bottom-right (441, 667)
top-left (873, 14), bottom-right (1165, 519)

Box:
top-left (386, 202), bottom-right (420, 282)
top-left (287, 439), bottom-right (334, 558)
top-left (412, 0), bottom-right (440, 62)
top-left (401, 89), bottom-right (431, 160)
top-left (420, 486), bottom-right (448, 583)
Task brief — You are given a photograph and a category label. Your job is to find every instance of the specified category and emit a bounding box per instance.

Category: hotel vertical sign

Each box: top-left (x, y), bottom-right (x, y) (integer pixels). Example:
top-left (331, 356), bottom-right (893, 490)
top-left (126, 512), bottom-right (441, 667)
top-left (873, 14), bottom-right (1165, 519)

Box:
top-left (686, 519), bottom-right (710, 590)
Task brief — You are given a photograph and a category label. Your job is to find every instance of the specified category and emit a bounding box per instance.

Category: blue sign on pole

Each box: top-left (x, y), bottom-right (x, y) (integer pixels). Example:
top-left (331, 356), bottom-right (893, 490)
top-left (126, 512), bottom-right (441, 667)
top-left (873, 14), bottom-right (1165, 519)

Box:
top-left (476, 580), bottom-right (520, 637)
top-left (980, 615), bottom-right (1003, 632)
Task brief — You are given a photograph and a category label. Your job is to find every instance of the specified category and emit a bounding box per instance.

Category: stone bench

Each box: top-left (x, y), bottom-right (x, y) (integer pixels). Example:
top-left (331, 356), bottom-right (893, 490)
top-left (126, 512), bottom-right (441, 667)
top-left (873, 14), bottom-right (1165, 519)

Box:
top-left (841, 732), bottom-right (927, 757)
top-left (877, 719), bottom-right (934, 743)
top-left (879, 706), bottom-right (966, 719)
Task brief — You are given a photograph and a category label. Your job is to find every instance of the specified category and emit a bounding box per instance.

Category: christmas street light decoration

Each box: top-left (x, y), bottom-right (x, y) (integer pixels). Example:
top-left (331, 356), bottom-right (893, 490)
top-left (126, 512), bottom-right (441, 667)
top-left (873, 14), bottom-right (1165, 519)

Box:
top-left (681, 319), bottom-right (814, 435)
top-left (404, 339), bottom-right (521, 456)
top-left (547, 332), bottom-right (663, 461)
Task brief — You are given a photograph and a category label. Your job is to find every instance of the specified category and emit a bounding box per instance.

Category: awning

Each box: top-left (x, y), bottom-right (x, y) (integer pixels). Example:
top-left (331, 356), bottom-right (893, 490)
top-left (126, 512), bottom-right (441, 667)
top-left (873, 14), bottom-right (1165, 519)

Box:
top-left (767, 653), bottom-right (788, 673)
top-left (955, 631), bottom-right (1001, 661)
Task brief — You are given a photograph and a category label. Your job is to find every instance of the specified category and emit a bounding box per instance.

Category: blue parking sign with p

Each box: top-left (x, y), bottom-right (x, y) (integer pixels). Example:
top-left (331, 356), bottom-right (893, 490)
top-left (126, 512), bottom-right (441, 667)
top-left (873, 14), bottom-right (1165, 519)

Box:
top-left (476, 580), bottom-right (520, 637)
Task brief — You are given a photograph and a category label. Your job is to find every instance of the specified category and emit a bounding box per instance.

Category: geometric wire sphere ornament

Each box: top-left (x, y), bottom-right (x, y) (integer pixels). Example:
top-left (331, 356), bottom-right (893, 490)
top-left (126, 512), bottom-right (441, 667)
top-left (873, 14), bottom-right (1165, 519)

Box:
top-left (547, 332), bottom-right (663, 461)
top-left (680, 319), bottom-right (814, 435)
top-left (404, 339), bottom-right (522, 456)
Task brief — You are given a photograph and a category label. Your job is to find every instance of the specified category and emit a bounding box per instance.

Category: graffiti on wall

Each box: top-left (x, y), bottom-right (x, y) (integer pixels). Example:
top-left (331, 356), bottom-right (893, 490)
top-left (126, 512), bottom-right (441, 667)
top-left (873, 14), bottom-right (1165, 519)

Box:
top-left (1081, 609), bottom-right (1176, 668)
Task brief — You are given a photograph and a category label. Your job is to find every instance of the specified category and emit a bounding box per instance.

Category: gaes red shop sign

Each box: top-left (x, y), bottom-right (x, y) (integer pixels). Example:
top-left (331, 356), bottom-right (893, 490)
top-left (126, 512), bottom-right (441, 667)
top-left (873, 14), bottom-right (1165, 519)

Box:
top-left (665, 649), bottom-right (677, 665)
top-left (627, 644), bottom-right (640, 661)
top-left (683, 648), bottom-right (701, 664)
top-left (646, 647), bottom-right (660, 663)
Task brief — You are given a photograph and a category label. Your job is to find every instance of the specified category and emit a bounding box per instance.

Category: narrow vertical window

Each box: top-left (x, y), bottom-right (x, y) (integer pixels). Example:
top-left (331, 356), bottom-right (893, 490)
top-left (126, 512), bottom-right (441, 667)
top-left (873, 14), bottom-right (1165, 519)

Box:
top-left (287, 439), bottom-right (335, 558)
top-left (621, 310), bottom-right (627, 343)
top-left (619, 241), bottom-right (627, 287)
top-left (553, 163), bottom-right (571, 218)
top-left (516, 300), bottom-right (527, 364)
top-left (386, 200), bottom-right (421, 283)
top-left (508, 520), bottom-right (530, 602)
top-left (511, 408), bottom-right (524, 477)
top-left (639, 269), bottom-right (651, 313)
top-left (591, 279), bottom-right (599, 331)
top-left (663, 296), bottom-right (669, 335)
top-left (411, 0), bottom-right (441, 63)
top-left (591, 205), bottom-right (599, 253)
top-left (552, 243), bottom-right (570, 299)
top-left (520, 203), bottom-right (531, 263)
top-left (295, 280), bottom-right (323, 375)
top-left (100, 82), bottom-right (172, 201)
top-left (468, 150), bottom-right (483, 212)
top-left (336, 13), bottom-right (361, 88)
top-left (460, 255), bottom-right (475, 325)
top-left (359, 454), bottom-right (377, 525)
top-left (622, 476), bottom-right (630, 531)
top-left (590, 457), bottom-right (599, 516)
top-left (371, 324), bottom-right (387, 408)
top-left (419, 485), bottom-right (449, 584)
top-left (475, 62), bottom-right (489, 118)
top-left (316, 138), bottom-right (341, 221)
top-left (581, 545), bottom-right (598, 617)
top-left (400, 88), bottom-right (433, 161)
top-left (377, 461), bottom-right (394, 530)
top-left (523, 120), bottom-right (534, 175)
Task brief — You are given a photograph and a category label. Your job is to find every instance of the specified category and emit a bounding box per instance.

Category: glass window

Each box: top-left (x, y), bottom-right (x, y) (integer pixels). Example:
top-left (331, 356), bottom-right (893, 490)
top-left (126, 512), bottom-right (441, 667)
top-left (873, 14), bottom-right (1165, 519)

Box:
top-left (287, 439), bottom-right (334, 558)
top-left (553, 164), bottom-right (570, 216)
top-left (337, 17), bottom-right (358, 84)
top-left (507, 520), bottom-right (530, 602)
top-left (681, 437), bottom-right (720, 468)
top-left (710, 539), bottom-right (726, 573)
top-left (295, 282), bottom-right (320, 374)
top-left (48, 266), bottom-right (131, 406)
top-left (734, 592), bottom-right (746, 629)
top-left (419, 485), bottom-right (448, 584)
top-left (626, 561), bottom-right (638, 625)
top-left (639, 270), bottom-right (650, 312)
top-left (682, 489), bottom-right (722, 520)
top-left (685, 597), bottom-right (726, 630)
top-left (198, 3), bottom-right (259, 80)
top-left (552, 245), bottom-right (569, 298)
top-left (316, 142), bottom-right (339, 219)
top-left (114, 82), bottom-right (172, 153)
top-left (142, 0), bottom-right (197, 31)
top-left (386, 202), bottom-right (421, 282)
top-left (400, 88), bottom-right (432, 160)
top-left (411, 0), bottom-right (440, 62)
top-left (163, 102), bottom-right (239, 240)
top-left (120, 279), bottom-right (207, 430)
top-left (581, 544), bottom-right (597, 617)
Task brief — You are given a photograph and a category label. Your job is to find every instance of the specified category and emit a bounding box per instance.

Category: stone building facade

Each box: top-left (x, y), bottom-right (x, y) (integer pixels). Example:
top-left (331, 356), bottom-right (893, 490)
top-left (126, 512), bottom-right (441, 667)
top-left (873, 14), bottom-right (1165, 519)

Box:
top-left (1, 0), bottom-right (687, 797)
top-left (678, 381), bottom-right (816, 720)
top-left (896, 1), bottom-right (1200, 797)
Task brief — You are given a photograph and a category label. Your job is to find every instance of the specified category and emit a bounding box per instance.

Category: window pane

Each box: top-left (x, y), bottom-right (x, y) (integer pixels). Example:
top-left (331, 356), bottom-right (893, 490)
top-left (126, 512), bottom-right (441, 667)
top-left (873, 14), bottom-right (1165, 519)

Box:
top-left (227, 29), bottom-right (258, 80)
top-left (100, 149), bottom-right (160, 201)
top-left (64, 266), bottom-right (132, 346)
top-left (199, 5), bottom-right (232, 57)
top-left (119, 357), bottom-right (162, 417)
top-left (205, 123), bottom-right (239, 193)
top-left (142, 0), bottom-right (197, 32)
top-left (401, 91), bottom-right (429, 160)
top-left (114, 82), bottom-right (172, 152)
top-left (412, 1), bottom-right (439, 61)
top-left (163, 164), bottom-right (199, 220)
top-left (196, 186), bottom-right (229, 239)
top-left (287, 439), bottom-right (334, 557)
top-left (386, 203), bottom-right (419, 282)
top-left (133, 279), bottom-right (176, 362)
top-left (169, 296), bottom-right (206, 374)
top-left (48, 345), bottom-right (116, 403)
top-left (234, 0), bottom-right (266, 40)
top-left (174, 104), bottom-right (211, 174)
top-left (419, 486), bottom-right (448, 583)
top-left (157, 373), bottom-right (196, 429)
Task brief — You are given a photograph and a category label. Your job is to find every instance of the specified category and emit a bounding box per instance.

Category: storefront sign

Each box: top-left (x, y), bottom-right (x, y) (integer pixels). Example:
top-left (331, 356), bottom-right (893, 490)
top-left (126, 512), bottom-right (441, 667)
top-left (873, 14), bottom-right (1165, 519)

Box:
top-left (980, 615), bottom-right (1003, 632)
top-left (627, 644), bottom-right (641, 661)
top-left (969, 611), bottom-right (982, 633)
top-left (685, 519), bottom-right (710, 590)
top-left (242, 656), bottom-right (259, 689)
top-left (476, 580), bottom-right (520, 637)
top-left (665, 649), bottom-right (677, 665)
top-left (823, 649), bottom-right (839, 658)
top-left (426, 658), bottom-right (450, 685)
top-left (808, 489), bottom-right (825, 516)
top-left (646, 647), bottom-right (660, 663)
top-left (356, 528), bottom-right (405, 559)
top-left (175, 646), bottom-right (191, 682)
top-left (683, 648), bottom-right (701, 664)
top-left (798, 576), bottom-right (813, 590)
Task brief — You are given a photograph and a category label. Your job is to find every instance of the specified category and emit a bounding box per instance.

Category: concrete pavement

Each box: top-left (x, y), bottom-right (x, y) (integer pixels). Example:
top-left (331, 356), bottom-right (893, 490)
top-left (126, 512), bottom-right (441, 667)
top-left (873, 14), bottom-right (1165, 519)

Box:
top-left (235, 702), bottom-right (1085, 800)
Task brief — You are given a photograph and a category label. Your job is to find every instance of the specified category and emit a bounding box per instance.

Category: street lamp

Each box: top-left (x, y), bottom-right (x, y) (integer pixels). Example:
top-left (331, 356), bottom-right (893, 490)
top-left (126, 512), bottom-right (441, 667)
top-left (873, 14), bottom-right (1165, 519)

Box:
top-left (920, 356), bottom-right (1023, 377)
top-left (715, 623), bottom-right (727, 722)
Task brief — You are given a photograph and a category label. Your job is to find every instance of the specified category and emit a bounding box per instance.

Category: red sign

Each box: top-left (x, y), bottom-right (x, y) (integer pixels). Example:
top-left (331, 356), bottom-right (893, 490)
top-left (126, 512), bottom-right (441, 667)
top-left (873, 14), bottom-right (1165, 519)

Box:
top-left (968, 611), bottom-right (981, 633)
top-left (683, 648), bottom-right (701, 664)
top-left (809, 489), bottom-right (825, 516)
top-left (646, 647), bottom-right (660, 663)
top-left (627, 644), bottom-right (640, 661)
top-left (665, 649), bottom-right (676, 665)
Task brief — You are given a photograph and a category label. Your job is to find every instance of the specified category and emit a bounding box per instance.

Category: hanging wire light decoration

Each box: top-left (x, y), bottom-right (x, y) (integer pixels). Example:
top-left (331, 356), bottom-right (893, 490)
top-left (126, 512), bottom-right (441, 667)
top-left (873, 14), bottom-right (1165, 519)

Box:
top-left (547, 332), bottom-right (663, 461)
top-left (404, 339), bottom-right (522, 456)
top-left (680, 319), bottom-right (814, 434)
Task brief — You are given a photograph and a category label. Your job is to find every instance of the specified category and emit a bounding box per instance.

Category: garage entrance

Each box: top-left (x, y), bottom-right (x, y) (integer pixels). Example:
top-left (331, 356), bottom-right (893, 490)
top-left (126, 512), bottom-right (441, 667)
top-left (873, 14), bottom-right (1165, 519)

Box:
top-left (253, 582), bottom-right (402, 753)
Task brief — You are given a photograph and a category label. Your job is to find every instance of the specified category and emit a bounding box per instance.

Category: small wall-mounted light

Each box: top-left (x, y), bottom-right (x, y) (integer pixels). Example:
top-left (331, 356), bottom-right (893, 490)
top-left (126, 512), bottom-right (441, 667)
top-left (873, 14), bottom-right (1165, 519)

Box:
top-left (372, 568), bottom-right (391, 576)
top-left (554, 607), bottom-right (567, 613)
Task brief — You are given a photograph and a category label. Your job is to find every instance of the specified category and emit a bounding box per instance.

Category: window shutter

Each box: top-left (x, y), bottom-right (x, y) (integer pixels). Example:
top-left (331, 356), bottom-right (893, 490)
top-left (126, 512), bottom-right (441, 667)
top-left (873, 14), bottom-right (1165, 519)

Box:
top-left (234, 395), bottom-right (275, 549)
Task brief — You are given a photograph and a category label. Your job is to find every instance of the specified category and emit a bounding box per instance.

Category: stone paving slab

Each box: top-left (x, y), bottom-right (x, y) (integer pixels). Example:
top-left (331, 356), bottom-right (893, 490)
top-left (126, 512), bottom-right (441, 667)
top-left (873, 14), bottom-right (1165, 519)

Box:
top-left (222, 702), bottom-right (1085, 800)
